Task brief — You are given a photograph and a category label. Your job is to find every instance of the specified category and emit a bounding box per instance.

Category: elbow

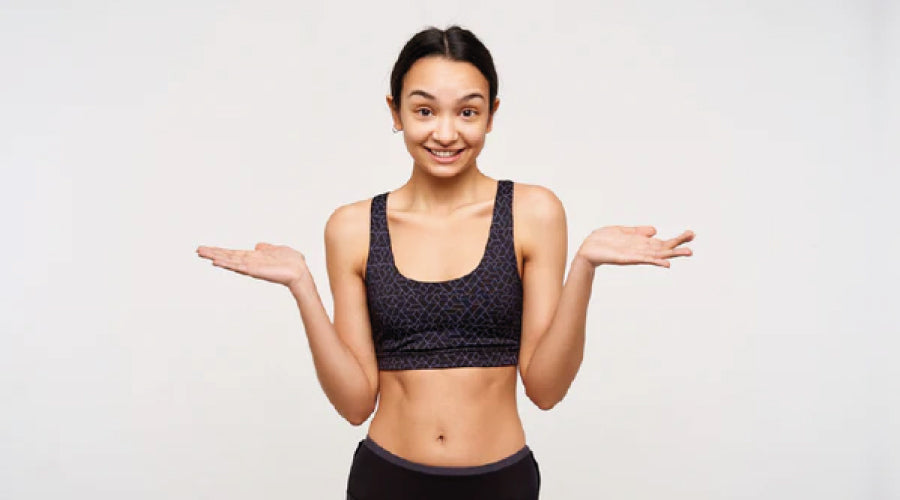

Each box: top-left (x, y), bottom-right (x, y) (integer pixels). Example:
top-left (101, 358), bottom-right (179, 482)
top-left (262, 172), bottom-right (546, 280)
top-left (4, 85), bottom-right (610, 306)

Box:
top-left (531, 395), bottom-right (558, 411)
top-left (524, 376), bottom-right (559, 410)
top-left (538, 400), bottom-right (557, 411)
top-left (525, 378), bottom-right (569, 410)
top-left (344, 394), bottom-right (377, 426)
top-left (347, 415), bottom-right (369, 427)
top-left (345, 406), bottom-right (374, 426)
top-left (525, 387), bottom-right (560, 411)
top-left (523, 366), bottom-right (579, 411)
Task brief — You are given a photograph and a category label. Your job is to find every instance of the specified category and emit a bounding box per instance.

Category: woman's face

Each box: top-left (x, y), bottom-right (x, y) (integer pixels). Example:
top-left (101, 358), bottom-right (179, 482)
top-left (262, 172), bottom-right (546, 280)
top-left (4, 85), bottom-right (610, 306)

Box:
top-left (387, 56), bottom-right (499, 178)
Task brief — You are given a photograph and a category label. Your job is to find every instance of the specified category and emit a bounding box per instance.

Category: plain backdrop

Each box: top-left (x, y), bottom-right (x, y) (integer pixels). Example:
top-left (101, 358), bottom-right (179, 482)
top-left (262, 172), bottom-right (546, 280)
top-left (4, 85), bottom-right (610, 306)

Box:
top-left (2, 1), bottom-right (897, 498)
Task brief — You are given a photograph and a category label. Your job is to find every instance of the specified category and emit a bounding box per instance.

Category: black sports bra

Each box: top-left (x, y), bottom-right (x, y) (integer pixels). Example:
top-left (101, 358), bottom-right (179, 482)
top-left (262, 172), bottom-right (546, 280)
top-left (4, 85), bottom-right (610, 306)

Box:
top-left (364, 179), bottom-right (524, 371)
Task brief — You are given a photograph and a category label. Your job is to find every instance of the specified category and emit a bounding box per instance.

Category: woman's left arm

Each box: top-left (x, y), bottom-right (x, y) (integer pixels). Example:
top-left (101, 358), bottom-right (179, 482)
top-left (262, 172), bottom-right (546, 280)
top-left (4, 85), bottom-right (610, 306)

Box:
top-left (517, 185), bottom-right (694, 410)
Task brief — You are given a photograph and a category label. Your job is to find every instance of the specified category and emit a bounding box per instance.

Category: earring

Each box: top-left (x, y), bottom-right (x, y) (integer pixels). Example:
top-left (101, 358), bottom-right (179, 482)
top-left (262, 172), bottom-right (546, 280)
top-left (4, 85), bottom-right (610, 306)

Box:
top-left (392, 126), bottom-right (401, 134)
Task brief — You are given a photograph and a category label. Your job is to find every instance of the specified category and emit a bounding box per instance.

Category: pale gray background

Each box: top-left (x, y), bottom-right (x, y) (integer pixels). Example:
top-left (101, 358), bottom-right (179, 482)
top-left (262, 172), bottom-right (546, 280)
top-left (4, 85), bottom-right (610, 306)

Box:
top-left (2, 0), bottom-right (897, 498)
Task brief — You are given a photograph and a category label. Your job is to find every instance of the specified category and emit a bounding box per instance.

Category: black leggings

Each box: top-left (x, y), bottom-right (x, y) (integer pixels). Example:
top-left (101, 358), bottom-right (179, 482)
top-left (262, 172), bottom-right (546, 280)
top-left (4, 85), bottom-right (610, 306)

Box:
top-left (346, 435), bottom-right (541, 499)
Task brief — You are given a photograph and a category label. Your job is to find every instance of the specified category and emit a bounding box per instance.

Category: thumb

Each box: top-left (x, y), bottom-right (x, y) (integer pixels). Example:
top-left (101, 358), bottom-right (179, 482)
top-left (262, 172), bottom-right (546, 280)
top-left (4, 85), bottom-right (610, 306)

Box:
top-left (255, 242), bottom-right (272, 250)
top-left (636, 226), bottom-right (657, 237)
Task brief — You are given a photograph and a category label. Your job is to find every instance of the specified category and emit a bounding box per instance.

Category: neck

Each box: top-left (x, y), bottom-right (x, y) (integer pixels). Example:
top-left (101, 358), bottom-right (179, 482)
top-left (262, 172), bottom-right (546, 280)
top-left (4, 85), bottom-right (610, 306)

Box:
top-left (400, 164), bottom-right (494, 215)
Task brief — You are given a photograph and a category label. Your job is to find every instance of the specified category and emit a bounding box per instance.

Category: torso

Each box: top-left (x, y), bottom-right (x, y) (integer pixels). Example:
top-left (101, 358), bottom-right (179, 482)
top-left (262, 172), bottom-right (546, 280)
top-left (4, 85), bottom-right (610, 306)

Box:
top-left (368, 365), bottom-right (526, 465)
top-left (363, 177), bottom-right (527, 466)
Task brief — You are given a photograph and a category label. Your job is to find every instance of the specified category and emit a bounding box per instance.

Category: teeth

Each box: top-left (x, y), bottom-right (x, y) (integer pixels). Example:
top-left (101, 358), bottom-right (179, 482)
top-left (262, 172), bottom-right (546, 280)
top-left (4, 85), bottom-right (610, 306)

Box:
top-left (430, 149), bottom-right (460, 157)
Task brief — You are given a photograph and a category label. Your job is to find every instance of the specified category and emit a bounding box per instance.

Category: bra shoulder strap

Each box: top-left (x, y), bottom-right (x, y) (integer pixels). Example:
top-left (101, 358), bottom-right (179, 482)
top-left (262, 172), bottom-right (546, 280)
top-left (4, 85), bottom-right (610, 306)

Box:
top-left (367, 192), bottom-right (392, 269)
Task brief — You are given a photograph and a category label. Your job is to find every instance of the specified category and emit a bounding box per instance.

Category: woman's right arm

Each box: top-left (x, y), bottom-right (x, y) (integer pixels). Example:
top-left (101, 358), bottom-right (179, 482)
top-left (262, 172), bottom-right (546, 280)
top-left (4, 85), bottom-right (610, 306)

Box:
top-left (289, 201), bottom-right (379, 426)
top-left (197, 201), bottom-right (379, 425)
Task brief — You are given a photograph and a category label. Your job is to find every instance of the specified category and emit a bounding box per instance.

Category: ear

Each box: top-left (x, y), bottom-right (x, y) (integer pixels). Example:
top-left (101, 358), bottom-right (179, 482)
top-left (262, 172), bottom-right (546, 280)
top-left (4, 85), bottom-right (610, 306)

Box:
top-left (486, 97), bottom-right (500, 133)
top-left (386, 95), bottom-right (402, 131)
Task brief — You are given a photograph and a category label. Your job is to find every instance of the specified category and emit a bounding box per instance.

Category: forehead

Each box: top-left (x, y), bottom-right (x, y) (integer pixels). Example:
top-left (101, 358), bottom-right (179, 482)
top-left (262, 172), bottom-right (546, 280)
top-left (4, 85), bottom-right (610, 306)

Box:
top-left (402, 56), bottom-right (489, 97)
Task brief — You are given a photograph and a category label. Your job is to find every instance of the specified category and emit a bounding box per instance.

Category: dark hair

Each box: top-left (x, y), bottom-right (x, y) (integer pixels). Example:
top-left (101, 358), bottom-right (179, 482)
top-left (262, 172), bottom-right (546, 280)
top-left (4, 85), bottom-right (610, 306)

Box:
top-left (390, 25), bottom-right (498, 114)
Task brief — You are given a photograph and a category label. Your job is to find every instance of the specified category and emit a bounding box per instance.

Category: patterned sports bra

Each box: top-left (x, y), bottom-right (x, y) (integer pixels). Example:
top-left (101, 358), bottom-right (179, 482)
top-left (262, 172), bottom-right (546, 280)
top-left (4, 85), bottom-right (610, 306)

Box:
top-left (364, 179), bottom-right (524, 371)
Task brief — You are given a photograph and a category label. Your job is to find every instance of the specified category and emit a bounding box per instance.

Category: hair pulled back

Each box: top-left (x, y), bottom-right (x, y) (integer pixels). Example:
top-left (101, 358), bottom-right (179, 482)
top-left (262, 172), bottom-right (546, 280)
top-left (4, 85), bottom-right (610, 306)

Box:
top-left (390, 25), bottom-right (498, 114)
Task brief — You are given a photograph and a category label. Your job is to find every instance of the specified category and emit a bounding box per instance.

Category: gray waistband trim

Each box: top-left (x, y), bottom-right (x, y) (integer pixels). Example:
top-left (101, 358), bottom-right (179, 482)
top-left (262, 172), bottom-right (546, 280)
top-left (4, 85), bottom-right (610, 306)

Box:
top-left (362, 435), bottom-right (531, 476)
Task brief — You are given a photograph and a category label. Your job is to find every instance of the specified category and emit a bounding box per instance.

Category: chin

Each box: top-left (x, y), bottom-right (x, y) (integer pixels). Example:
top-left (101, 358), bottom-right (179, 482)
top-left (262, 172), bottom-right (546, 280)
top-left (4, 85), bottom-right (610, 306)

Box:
top-left (416, 158), bottom-right (475, 179)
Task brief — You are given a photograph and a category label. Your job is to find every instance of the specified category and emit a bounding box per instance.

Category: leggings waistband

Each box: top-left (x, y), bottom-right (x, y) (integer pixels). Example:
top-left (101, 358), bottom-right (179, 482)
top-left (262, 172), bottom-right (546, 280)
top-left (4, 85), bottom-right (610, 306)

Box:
top-left (362, 435), bottom-right (532, 476)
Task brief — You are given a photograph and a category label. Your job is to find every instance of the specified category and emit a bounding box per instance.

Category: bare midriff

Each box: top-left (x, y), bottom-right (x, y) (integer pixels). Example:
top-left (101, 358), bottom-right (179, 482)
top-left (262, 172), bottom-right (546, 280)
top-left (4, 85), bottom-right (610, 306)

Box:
top-left (366, 364), bottom-right (526, 467)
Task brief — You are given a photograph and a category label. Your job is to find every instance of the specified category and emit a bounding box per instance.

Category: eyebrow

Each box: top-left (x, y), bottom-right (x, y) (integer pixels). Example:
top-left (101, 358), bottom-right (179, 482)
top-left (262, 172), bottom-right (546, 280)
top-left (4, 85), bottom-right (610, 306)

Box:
top-left (407, 90), bottom-right (485, 103)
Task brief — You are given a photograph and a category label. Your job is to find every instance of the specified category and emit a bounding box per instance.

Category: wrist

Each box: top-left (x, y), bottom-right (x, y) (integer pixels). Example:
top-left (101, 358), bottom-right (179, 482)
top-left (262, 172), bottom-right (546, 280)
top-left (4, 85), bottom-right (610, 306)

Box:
top-left (287, 267), bottom-right (314, 297)
top-left (571, 252), bottom-right (597, 276)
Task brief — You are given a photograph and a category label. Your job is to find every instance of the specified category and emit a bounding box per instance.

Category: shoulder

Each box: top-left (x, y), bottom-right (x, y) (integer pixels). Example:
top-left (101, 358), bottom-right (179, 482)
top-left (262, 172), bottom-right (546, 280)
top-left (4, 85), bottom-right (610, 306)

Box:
top-left (510, 182), bottom-right (567, 260)
top-left (325, 197), bottom-right (371, 241)
top-left (510, 181), bottom-right (566, 227)
top-left (324, 196), bottom-right (374, 272)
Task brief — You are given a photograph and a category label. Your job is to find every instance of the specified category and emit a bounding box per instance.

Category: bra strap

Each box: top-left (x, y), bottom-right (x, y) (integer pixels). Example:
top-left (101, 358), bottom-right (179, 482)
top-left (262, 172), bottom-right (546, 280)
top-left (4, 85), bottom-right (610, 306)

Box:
top-left (367, 192), bottom-right (392, 267)
top-left (484, 179), bottom-right (516, 261)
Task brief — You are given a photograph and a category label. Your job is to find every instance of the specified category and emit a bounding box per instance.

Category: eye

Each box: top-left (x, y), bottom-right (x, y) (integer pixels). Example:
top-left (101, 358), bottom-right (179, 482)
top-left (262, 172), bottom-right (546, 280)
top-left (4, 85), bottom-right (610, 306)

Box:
top-left (415, 108), bottom-right (433, 117)
top-left (461, 109), bottom-right (477, 118)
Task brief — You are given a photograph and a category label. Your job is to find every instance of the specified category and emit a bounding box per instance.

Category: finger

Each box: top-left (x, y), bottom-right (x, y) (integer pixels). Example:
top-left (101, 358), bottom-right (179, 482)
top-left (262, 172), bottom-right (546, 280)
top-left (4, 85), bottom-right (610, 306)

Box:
top-left (635, 226), bottom-right (657, 237)
top-left (652, 244), bottom-right (692, 257)
top-left (216, 252), bottom-right (252, 272)
top-left (215, 249), bottom-right (251, 269)
top-left (198, 246), bottom-right (238, 260)
top-left (214, 259), bottom-right (249, 276)
top-left (664, 230), bottom-right (695, 249)
top-left (662, 247), bottom-right (693, 258)
top-left (648, 258), bottom-right (670, 268)
top-left (198, 248), bottom-right (227, 261)
top-left (197, 245), bottom-right (222, 259)
top-left (255, 242), bottom-right (272, 250)
top-left (677, 230), bottom-right (695, 243)
top-left (628, 249), bottom-right (672, 267)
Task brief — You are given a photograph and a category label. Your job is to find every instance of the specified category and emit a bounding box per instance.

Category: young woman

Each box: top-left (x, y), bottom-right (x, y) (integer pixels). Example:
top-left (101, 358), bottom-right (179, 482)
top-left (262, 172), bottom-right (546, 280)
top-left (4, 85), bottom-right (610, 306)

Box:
top-left (197, 25), bottom-right (694, 499)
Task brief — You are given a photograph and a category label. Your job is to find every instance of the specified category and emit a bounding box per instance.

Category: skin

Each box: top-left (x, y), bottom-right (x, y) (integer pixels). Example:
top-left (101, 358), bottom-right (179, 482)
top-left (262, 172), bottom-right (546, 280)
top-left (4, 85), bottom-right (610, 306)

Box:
top-left (196, 55), bottom-right (695, 467)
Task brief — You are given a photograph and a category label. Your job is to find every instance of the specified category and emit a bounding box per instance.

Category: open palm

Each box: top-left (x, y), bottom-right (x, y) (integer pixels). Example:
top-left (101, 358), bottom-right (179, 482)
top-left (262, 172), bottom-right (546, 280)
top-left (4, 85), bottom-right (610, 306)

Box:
top-left (196, 242), bottom-right (307, 287)
top-left (577, 226), bottom-right (694, 268)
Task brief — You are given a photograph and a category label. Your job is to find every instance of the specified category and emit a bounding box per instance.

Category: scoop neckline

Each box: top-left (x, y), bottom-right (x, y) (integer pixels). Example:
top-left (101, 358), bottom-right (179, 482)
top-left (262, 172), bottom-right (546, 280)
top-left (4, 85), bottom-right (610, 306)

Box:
top-left (383, 180), bottom-right (502, 285)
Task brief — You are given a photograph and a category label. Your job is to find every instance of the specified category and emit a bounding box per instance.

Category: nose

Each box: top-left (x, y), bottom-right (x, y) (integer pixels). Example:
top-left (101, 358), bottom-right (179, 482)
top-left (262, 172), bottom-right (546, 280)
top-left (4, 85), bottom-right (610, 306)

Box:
top-left (432, 115), bottom-right (459, 144)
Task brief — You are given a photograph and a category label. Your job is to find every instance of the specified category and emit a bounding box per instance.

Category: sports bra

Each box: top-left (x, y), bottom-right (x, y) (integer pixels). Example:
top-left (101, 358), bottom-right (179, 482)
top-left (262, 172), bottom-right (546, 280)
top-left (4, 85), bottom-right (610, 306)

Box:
top-left (364, 179), bottom-right (524, 371)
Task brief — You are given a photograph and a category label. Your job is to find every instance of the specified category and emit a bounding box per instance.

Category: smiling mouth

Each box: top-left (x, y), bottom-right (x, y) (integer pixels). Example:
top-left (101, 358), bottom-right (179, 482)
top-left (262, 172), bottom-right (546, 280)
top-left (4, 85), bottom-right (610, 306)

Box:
top-left (426, 147), bottom-right (465, 157)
